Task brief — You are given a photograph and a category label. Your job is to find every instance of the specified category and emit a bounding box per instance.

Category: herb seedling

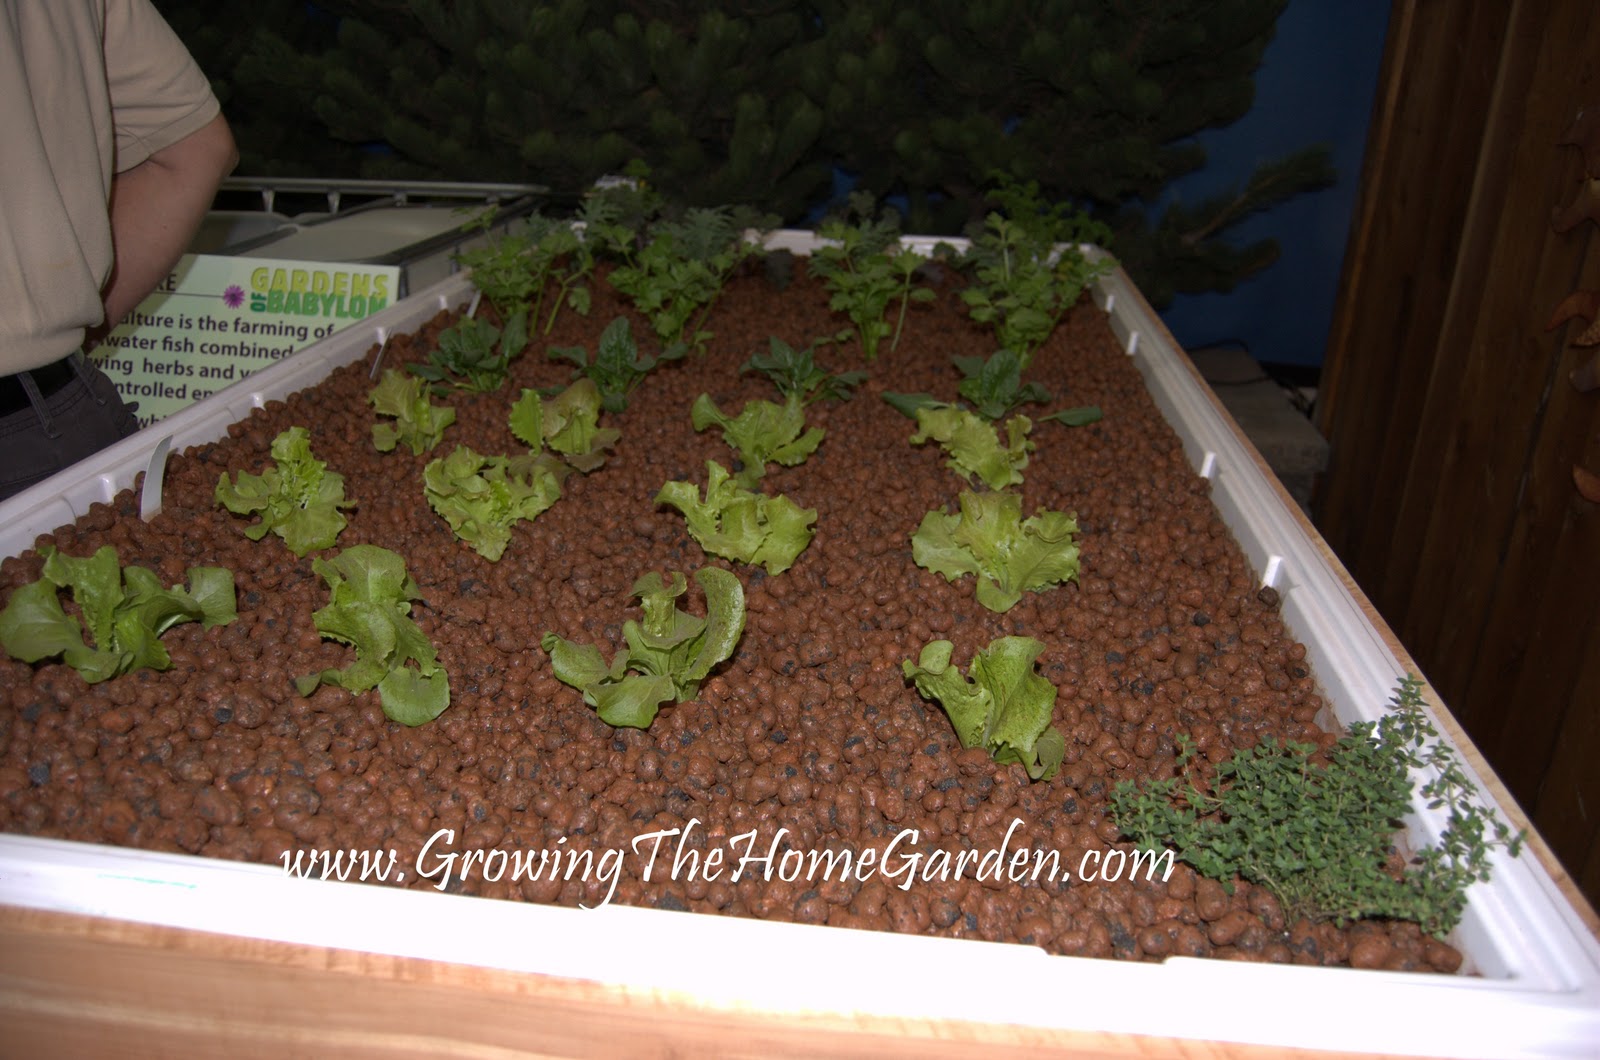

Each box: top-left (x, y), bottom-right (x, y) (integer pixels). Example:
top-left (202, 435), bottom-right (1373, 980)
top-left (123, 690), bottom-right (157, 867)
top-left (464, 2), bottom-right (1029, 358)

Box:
top-left (509, 378), bottom-right (620, 473)
top-left (215, 426), bottom-right (352, 556)
top-left (1109, 676), bottom-right (1525, 937)
top-left (543, 567), bottom-right (745, 729)
top-left (370, 369), bottom-right (456, 455)
top-left (410, 307), bottom-right (530, 394)
top-left (550, 315), bottom-right (680, 413)
top-left (903, 637), bottom-right (1065, 781)
top-left (809, 193), bottom-right (934, 361)
top-left (690, 393), bottom-right (824, 489)
top-left (656, 460), bottom-right (817, 575)
top-left (606, 207), bottom-right (756, 358)
top-left (912, 489), bottom-right (1081, 613)
top-left (0, 545), bottom-right (236, 684)
top-left (294, 544), bottom-right (449, 726)
top-left (422, 445), bottom-right (567, 561)
top-left (958, 179), bottom-right (1114, 368)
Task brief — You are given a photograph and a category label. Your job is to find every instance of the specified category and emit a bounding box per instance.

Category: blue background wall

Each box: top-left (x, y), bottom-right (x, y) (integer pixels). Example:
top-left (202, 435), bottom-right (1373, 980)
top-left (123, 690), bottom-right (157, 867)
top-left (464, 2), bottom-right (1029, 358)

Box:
top-left (1155, 2), bottom-right (1391, 372)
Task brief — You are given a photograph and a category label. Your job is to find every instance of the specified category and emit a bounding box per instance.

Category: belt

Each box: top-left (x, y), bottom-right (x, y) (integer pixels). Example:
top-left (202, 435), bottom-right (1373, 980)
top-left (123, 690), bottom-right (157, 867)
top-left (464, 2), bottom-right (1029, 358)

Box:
top-left (0, 355), bottom-right (80, 417)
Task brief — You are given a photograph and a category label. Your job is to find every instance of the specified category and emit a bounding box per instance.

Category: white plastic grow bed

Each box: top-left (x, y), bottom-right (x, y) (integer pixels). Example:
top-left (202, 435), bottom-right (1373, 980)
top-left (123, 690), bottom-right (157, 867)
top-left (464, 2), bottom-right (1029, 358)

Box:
top-left (1, 234), bottom-right (1597, 1057)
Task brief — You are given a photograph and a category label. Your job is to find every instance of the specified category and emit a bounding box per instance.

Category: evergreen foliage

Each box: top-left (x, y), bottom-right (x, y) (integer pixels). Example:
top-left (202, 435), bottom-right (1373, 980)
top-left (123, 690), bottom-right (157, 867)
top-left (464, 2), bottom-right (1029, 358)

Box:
top-left (154, 0), bottom-right (1334, 304)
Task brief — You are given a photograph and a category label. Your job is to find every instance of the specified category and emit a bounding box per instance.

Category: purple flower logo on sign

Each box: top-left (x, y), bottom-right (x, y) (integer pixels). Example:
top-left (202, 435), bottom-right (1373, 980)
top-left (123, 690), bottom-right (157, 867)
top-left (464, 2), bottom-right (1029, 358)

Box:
top-left (222, 284), bottom-right (245, 309)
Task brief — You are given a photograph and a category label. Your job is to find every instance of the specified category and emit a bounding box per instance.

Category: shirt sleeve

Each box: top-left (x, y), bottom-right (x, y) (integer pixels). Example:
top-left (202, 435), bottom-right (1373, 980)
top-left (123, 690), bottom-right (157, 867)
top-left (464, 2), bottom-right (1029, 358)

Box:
top-left (102, 0), bottom-right (222, 172)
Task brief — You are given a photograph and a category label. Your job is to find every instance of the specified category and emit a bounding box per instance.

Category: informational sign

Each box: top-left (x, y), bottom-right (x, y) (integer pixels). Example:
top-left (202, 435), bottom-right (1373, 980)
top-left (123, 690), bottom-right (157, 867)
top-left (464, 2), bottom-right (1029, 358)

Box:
top-left (91, 253), bottom-right (402, 427)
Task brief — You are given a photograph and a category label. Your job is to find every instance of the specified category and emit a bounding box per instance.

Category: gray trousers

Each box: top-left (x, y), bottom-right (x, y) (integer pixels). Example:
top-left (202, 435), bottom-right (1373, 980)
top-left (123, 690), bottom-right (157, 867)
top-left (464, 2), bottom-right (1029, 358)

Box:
top-left (0, 353), bottom-right (140, 502)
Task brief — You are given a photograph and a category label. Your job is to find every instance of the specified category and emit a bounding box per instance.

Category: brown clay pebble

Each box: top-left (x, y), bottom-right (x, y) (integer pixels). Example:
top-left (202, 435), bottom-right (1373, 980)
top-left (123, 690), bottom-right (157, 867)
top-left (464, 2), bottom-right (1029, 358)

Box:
top-left (0, 259), bottom-right (1465, 973)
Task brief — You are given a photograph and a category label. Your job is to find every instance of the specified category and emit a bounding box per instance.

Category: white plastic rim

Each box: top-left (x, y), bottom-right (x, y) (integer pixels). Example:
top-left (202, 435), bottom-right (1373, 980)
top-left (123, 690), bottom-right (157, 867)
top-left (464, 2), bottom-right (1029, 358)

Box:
top-left (1, 234), bottom-right (1597, 1057)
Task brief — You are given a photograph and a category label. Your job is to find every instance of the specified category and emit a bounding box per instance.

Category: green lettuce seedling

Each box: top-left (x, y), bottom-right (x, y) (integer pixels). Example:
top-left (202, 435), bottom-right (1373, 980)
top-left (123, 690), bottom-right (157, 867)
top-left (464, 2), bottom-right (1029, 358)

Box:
top-left (912, 489), bottom-right (1081, 613)
top-left (902, 637), bottom-right (1065, 782)
top-left (690, 393), bottom-right (824, 488)
top-left (509, 378), bottom-right (620, 472)
top-left (656, 461), bottom-right (816, 575)
top-left (542, 568), bottom-right (745, 729)
top-left (0, 545), bottom-right (236, 685)
top-left (410, 307), bottom-right (529, 394)
top-left (294, 544), bottom-right (449, 726)
top-left (423, 445), bottom-right (567, 561)
top-left (910, 406), bottom-right (1034, 490)
top-left (550, 315), bottom-right (680, 413)
top-left (215, 426), bottom-right (352, 556)
top-left (370, 369), bottom-right (456, 455)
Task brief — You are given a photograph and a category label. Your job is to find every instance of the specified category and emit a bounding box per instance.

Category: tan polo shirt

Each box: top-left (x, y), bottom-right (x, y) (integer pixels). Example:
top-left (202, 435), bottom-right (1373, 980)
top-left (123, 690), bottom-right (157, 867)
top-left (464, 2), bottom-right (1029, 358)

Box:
top-left (1, 0), bottom-right (221, 374)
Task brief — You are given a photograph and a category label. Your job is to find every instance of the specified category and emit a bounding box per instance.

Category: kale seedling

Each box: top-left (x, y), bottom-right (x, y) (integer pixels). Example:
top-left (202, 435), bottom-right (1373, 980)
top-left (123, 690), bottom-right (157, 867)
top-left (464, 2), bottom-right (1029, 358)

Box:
top-left (422, 445), bottom-right (567, 561)
top-left (808, 193), bottom-right (934, 361)
top-left (690, 393), bottom-right (824, 489)
top-left (542, 567), bottom-right (745, 730)
top-left (883, 349), bottom-right (1101, 427)
top-left (903, 637), bottom-right (1065, 782)
top-left (912, 489), bottom-right (1081, 613)
top-left (509, 378), bottom-right (620, 473)
top-left (656, 460), bottom-right (816, 575)
top-left (215, 426), bottom-right (352, 556)
top-left (1108, 676), bottom-right (1525, 937)
top-left (0, 545), bottom-right (236, 684)
top-left (294, 544), bottom-right (449, 726)
top-left (740, 336), bottom-right (866, 407)
top-left (410, 307), bottom-right (530, 394)
top-left (910, 406), bottom-right (1034, 490)
top-left (550, 315), bottom-right (680, 413)
top-left (369, 368), bottom-right (456, 455)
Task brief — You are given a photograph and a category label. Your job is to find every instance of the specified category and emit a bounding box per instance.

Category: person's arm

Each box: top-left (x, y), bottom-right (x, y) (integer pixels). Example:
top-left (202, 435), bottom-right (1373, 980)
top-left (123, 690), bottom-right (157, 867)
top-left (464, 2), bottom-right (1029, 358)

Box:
top-left (98, 111), bottom-right (238, 328)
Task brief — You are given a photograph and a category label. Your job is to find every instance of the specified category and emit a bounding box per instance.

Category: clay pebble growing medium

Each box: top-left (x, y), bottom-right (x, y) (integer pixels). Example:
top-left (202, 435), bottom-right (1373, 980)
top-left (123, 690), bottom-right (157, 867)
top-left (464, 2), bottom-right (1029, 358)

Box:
top-left (0, 256), bottom-right (1460, 973)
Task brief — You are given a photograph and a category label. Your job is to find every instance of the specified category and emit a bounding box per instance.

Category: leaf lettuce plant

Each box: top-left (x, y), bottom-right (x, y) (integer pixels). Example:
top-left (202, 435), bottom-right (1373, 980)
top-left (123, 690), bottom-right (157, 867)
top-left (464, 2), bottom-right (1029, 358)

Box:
top-left (423, 445), bottom-right (567, 561)
top-left (215, 426), bottom-right (352, 556)
top-left (294, 544), bottom-right (449, 726)
top-left (912, 489), bottom-right (1081, 613)
top-left (902, 636), bottom-right (1065, 781)
top-left (542, 568), bottom-right (745, 729)
top-left (656, 461), bottom-right (816, 575)
top-left (0, 545), bottom-right (236, 684)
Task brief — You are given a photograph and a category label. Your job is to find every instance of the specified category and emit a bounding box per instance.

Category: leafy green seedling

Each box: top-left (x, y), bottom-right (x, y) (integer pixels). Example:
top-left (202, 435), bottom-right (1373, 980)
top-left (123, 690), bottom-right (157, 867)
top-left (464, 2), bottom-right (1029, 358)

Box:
top-left (423, 445), bottom-right (567, 561)
top-left (294, 544), bottom-right (449, 726)
top-left (215, 426), bottom-right (352, 556)
top-left (410, 307), bottom-right (530, 394)
top-left (883, 349), bottom-right (1101, 428)
top-left (542, 567), bottom-right (745, 729)
top-left (691, 393), bottom-right (823, 488)
top-left (958, 176), bottom-right (1114, 367)
top-left (370, 369), bottom-right (455, 455)
top-left (458, 211), bottom-right (595, 334)
top-left (509, 378), bottom-right (620, 472)
top-left (903, 637), bottom-right (1065, 782)
top-left (912, 489), bottom-right (1081, 613)
top-left (607, 207), bottom-right (756, 358)
top-left (550, 315), bottom-right (681, 413)
top-left (740, 337), bottom-right (865, 407)
top-left (910, 406), bottom-right (1034, 490)
top-left (0, 545), bottom-right (235, 684)
top-left (809, 193), bottom-right (934, 361)
top-left (656, 461), bottom-right (816, 575)
top-left (1108, 676), bottom-right (1525, 937)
